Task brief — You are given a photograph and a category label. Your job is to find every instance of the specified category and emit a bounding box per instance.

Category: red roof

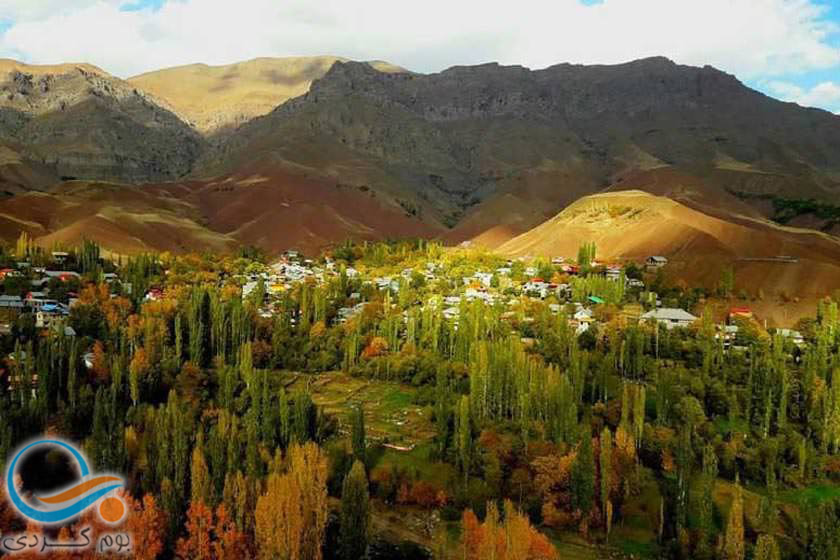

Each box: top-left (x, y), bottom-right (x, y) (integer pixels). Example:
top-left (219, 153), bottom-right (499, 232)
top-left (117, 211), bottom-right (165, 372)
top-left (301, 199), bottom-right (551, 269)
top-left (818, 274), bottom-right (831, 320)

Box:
top-left (730, 307), bottom-right (752, 315)
top-left (531, 278), bottom-right (544, 283)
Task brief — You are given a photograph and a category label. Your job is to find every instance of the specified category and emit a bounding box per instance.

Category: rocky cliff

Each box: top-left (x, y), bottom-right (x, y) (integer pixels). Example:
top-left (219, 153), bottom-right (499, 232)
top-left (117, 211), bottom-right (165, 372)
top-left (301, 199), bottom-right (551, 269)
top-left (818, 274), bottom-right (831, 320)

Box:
top-left (0, 60), bottom-right (203, 184)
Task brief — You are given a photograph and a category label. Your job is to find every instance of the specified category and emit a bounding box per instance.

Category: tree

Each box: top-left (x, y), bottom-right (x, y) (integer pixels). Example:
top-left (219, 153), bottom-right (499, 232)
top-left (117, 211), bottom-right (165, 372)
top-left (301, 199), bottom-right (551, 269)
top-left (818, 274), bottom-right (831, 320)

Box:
top-left (754, 534), bottom-right (780, 560)
top-left (339, 460), bottom-right (370, 560)
top-left (191, 445), bottom-right (213, 506)
top-left (213, 504), bottom-right (249, 560)
top-left (176, 500), bottom-right (248, 560)
top-left (600, 427), bottom-right (612, 532)
top-left (571, 427), bottom-right (595, 532)
top-left (723, 480), bottom-right (745, 560)
top-left (351, 405), bottom-right (366, 465)
top-left (177, 500), bottom-right (214, 560)
top-left (460, 500), bottom-right (557, 560)
top-left (255, 443), bottom-right (328, 560)
top-left (129, 347), bottom-right (149, 406)
top-left (456, 396), bottom-right (472, 485)
top-left (122, 494), bottom-right (166, 560)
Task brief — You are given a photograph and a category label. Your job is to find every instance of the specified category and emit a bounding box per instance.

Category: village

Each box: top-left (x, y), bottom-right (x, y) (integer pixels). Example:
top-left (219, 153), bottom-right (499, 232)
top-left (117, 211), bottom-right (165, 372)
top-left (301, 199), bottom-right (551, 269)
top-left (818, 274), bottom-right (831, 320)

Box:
top-left (0, 245), bottom-right (808, 379)
top-left (227, 249), bottom-right (805, 356)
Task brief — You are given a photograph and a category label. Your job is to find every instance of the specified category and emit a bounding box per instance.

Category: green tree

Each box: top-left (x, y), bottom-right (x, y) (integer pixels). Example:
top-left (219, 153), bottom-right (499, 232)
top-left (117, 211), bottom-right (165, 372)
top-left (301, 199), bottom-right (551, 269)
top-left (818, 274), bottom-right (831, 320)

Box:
top-left (600, 427), bottom-right (612, 531)
top-left (339, 460), bottom-right (370, 560)
top-left (723, 479), bottom-right (745, 560)
top-left (571, 427), bottom-right (595, 519)
top-left (351, 405), bottom-right (366, 465)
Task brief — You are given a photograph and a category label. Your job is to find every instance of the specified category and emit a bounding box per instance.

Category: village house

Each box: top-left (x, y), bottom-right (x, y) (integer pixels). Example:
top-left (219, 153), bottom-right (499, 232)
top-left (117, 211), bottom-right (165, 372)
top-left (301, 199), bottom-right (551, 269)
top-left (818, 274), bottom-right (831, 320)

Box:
top-left (0, 295), bottom-right (23, 310)
top-left (605, 266), bottom-right (623, 281)
top-left (25, 293), bottom-right (58, 311)
top-left (465, 287), bottom-right (494, 304)
top-left (777, 328), bottom-right (805, 346)
top-left (443, 307), bottom-right (460, 321)
top-left (36, 303), bottom-right (69, 329)
top-left (646, 256), bottom-right (668, 270)
top-left (144, 288), bottom-right (164, 302)
top-left (337, 302), bottom-right (367, 324)
top-left (640, 308), bottom-right (698, 329)
top-left (44, 270), bottom-right (81, 281)
top-left (523, 278), bottom-right (550, 299)
top-left (729, 307), bottom-right (753, 321)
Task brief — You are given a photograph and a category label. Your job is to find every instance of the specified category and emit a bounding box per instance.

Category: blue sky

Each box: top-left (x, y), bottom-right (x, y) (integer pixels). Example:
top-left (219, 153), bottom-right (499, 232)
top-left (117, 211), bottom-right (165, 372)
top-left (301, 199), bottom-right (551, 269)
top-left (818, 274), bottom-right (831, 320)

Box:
top-left (120, 0), bottom-right (165, 11)
top-left (0, 0), bottom-right (838, 113)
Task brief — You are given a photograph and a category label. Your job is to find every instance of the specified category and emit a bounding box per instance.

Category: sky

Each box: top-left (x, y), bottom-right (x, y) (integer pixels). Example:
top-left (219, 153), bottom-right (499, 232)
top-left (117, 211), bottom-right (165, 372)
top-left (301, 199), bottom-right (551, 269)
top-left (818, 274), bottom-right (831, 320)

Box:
top-left (0, 0), bottom-right (838, 113)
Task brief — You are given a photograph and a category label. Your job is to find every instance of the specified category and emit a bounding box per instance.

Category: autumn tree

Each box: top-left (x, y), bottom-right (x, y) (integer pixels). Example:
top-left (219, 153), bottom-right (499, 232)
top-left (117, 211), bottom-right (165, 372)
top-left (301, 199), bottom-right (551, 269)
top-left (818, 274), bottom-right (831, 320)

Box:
top-left (176, 500), bottom-right (248, 560)
top-left (460, 500), bottom-right (557, 560)
top-left (191, 444), bottom-right (213, 506)
top-left (177, 500), bottom-right (214, 560)
top-left (754, 534), bottom-right (781, 560)
top-left (123, 494), bottom-right (167, 560)
top-left (255, 443), bottom-right (328, 560)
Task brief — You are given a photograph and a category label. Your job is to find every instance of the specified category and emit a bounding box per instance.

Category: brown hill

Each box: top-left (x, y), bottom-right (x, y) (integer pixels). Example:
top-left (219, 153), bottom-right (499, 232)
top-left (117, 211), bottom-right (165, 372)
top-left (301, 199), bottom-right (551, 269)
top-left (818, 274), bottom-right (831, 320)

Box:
top-left (496, 189), bottom-right (840, 299)
top-left (129, 57), bottom-right (406, 135)
top-left (0, 164), bottom-right (439, 256)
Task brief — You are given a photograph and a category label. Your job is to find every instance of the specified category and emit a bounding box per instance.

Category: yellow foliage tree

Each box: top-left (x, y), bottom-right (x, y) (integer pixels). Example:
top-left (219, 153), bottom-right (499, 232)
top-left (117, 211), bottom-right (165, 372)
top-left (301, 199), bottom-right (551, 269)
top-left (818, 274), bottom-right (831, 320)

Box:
top-left (255, 442), bottom-right (328, 560)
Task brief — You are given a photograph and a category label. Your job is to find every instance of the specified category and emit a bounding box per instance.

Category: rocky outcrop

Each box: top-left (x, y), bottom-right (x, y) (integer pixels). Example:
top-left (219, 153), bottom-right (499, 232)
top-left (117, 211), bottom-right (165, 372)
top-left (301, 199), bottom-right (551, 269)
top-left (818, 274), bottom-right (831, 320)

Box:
top-left (205, 57), bottom-right (840, 226)
top-left (0, 61), bottom-right (203, 184)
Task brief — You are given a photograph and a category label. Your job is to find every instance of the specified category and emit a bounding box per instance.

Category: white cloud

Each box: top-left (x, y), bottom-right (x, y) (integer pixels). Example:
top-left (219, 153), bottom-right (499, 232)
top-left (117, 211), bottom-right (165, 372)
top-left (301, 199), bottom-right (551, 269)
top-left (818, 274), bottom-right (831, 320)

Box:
top-left (766, 80), bottom-right (840, 113)
top-left (0, 0), bottom-right (121, 22)
top-left (0, 0), bottom-right (837, 92)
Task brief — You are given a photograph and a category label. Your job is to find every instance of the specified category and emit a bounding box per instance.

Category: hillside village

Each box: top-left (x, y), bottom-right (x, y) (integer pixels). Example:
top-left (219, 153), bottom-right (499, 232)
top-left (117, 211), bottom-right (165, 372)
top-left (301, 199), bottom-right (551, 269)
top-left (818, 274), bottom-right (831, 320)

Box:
top-left (0, 237), bottom-right (809, 392)
top-left (1, 236), bottom-right (838, 560)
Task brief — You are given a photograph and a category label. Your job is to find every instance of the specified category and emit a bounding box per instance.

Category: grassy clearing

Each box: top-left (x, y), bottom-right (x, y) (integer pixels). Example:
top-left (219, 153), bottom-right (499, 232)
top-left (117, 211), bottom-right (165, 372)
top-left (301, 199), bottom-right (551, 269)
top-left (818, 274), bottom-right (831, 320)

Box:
top-left (779, 483), bottom-right (840, 506)
top-left (285, 371), bottom-right (436, 448)
top-left (374, 442), bottom-right (455, 484)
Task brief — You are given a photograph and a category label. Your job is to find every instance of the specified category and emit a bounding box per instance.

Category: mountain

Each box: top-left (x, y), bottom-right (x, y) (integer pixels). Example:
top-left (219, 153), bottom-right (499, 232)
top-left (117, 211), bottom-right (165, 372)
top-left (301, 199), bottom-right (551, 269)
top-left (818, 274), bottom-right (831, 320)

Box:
top-left (0, 55), bottom-right (838, 264)
top-left (0, 165), bottom-right (438, 255)
top-left (496, 189), bottom-right (840, 300)
top-left (128, 56), bottom-right (407, 135)
top-left (205, 57), bottom-right (840, 238)
top-left (0, 59), bottom-right (203, 185)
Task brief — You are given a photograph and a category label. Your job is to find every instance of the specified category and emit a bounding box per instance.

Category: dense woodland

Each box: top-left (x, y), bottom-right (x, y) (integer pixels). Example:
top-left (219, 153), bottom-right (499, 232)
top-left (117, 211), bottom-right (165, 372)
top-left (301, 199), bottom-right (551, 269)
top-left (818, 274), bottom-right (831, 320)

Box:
top-left (1, 237), bottom-right (840, 559)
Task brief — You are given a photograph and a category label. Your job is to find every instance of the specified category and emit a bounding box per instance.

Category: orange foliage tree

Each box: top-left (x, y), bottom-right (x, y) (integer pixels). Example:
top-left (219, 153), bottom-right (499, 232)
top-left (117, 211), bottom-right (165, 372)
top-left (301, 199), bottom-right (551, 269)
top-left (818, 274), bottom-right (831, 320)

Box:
top-left (361, 336), bottom-right (389, 359)
top-left (460, 500), bottom-right (557, 560)
top-left (123, 494), bottom-right (167, 560)
top-left (176, 500), bottom-right (249, 560)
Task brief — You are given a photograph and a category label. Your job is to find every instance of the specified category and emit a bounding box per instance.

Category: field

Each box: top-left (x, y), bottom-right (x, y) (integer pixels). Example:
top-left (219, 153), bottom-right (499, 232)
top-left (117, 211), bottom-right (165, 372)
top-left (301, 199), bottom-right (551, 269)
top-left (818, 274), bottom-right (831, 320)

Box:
top-left (284, 372), bottom-right (437, 449)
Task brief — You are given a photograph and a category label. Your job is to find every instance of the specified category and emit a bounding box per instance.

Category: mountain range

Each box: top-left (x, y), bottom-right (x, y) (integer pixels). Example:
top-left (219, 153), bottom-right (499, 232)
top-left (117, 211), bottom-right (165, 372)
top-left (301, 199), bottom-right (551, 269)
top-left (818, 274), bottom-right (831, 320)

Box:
top-left (0, 54), bottom-right (839, 301)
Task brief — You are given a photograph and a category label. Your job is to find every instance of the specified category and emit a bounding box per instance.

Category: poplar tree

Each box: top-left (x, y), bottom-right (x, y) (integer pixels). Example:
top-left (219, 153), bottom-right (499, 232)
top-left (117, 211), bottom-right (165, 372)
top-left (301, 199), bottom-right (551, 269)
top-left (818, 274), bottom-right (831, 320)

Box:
top-left (723, 479), bottom-right (745, 560)
top-left (571, 426), bottom-right (595, 520)
top-left (600, 427), bottom-right (612, 531)
top-left (351, 405), bottom-right (366, 465)
top-left (339, 460), bottom-right (370, 560)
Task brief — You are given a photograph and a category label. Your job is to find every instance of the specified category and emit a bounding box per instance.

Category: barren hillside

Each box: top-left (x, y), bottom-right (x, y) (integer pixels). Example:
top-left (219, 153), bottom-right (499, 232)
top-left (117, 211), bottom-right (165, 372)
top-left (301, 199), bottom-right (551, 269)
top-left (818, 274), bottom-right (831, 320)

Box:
top-left (129, 56), bottom-right (406, 135)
